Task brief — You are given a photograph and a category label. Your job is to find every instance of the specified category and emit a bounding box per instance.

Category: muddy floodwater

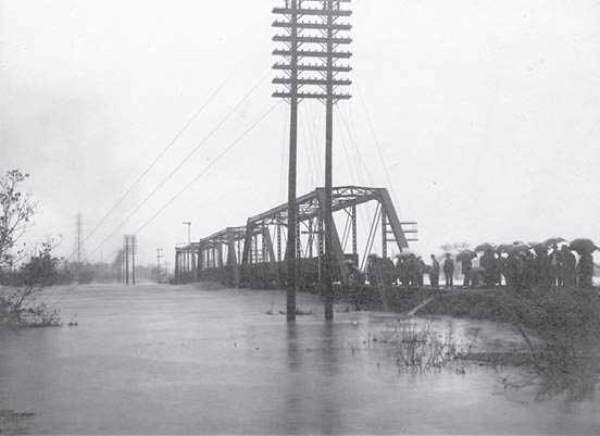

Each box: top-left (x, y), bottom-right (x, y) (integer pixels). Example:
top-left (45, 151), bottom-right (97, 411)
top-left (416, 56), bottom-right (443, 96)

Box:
top-left (0, 284), bottom-right (599, 434)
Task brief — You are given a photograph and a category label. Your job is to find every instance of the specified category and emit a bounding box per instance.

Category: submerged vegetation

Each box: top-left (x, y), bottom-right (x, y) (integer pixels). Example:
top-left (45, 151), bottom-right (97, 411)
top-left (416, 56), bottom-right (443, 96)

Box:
top-left (0, 242), bottom-right (63, 328)
top-left (0, 409), bottom-right (35, 434)
top-left (374, 322), bottom-right (467, 373)
top-left (419, 286), bottom-right (600, 400)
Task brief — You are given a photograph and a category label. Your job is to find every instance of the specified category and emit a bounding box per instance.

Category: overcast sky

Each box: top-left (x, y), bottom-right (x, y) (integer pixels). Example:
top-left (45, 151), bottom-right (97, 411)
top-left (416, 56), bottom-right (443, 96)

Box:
top-left (1, 0), bottom-right (599, 266)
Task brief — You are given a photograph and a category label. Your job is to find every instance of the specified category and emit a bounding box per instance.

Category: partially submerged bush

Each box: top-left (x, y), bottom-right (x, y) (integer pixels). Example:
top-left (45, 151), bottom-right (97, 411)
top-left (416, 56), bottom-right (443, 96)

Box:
top-left (421, 286), bottom-right (600, 399)
top-left (501, 286), bottom-right (600, 400)
top-left (0, 243), bottom-right (62, 328)
top-left (375, 322), bottom-right (466, 373)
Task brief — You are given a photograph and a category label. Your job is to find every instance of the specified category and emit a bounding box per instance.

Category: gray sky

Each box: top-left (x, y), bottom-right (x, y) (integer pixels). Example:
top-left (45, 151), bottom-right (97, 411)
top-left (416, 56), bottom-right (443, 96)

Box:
top-left (1, 0), bottom-right (599, 266)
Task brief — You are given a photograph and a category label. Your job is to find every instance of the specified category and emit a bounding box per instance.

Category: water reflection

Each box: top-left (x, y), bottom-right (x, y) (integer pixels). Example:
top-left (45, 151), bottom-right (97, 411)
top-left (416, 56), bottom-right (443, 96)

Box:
top-left (318, 322), bottom-right (338, 435)
top-left (286, 322), bottom-right (300, 371)
top-left (283, 322), bottom-right (301, 434)
top-left (1, 285), bottom-right (599, 434)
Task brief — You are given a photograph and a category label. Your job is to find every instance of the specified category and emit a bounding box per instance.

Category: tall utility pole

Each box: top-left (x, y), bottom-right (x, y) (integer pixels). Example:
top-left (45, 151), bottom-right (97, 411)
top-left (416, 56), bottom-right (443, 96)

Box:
top-left (273, 0), bottom-right (352, 321)
top-left (273, 0), bottom-right (300, 321)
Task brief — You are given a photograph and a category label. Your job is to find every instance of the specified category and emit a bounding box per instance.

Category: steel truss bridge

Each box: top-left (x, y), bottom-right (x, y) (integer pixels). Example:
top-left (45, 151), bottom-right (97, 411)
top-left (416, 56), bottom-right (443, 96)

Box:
top-left (174, 186), bottom-right (417, 288)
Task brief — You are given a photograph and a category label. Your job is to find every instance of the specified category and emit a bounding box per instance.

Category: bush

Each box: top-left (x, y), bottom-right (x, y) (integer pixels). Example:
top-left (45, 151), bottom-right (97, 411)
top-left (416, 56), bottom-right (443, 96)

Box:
top-left (0, 243), bottom-right (62, 328)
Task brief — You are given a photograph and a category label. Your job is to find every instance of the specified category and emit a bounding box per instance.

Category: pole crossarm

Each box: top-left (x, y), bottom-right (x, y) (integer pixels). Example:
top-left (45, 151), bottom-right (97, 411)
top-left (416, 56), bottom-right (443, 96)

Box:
top-left (273, 35), bottom-right (352, 45)
top-left (273, 49), bottom-right (352, 59)
top-left (272, 8), bottom-right (352, 17)
top-left (273, 63), bottom-right (352, 73)
top-left (273, 21), bottom-right (352, 31)
top-left (273, 92), bottom-right (351, 100)
top-left (272, 0), bottom-right (353, 104)
top-left (273, 78), bottom-right (352, 86)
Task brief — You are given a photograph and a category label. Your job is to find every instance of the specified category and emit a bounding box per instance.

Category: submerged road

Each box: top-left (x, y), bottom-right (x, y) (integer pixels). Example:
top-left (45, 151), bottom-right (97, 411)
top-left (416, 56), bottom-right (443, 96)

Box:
top-left (0, 283), bottom-right (598, 434)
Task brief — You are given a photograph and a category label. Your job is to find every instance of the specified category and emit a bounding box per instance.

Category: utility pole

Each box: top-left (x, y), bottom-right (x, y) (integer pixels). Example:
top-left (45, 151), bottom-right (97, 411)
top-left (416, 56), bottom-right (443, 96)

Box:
top-left (124, 235), bottom-right (130, 285)
top-left (76, 213), bottom-right (83, 264)
top-left (115, 249), bottom-right (124, 283)
top-left (131, 235), bottom-right (136, 285)
top-left (122, 235), bottom-right (137, 285)
top-left (156, 248), bottom-right (163, 282)
top-left (273, 0), bottom-right (352, 321)
top-left (75, 213), bottom-right (84, 282)
top-left (183, 222), bottom-right (192, 245)
top-left (273, 0), bottom-right (300, 321)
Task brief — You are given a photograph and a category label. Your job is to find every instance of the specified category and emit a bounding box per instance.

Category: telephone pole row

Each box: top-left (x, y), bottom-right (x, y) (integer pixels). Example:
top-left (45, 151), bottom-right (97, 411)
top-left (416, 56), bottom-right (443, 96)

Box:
top-left (273, 0), bottom-right (353, 321)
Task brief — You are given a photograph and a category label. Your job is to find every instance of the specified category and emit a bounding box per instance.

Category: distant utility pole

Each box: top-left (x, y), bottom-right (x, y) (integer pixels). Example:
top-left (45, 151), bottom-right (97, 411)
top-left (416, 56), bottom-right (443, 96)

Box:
top-left (273, 0), bottom-right (352, 321)
top-left (76, 213), bottom-right (83, 264)
top-left (157, 248), bottom-right (163, 281)
top-left (183, 221), bottom-right (192, 245)
top-left (131, 235), bottom-right (136, 285)
top-left (124, 235), bottom-right (130, 285)
top-left (123, 234), bottom-right (137, 286)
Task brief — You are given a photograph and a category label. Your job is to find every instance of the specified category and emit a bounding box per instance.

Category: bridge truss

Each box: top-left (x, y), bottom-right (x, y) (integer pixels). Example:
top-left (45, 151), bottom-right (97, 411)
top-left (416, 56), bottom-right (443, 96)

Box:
top-left (174, 186), bottom-right (417, 289)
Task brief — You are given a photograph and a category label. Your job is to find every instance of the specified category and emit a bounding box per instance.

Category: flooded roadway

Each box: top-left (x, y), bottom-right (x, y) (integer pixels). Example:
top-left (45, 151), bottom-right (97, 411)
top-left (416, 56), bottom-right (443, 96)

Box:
top-left (0, 284), bottom-right (598, 434)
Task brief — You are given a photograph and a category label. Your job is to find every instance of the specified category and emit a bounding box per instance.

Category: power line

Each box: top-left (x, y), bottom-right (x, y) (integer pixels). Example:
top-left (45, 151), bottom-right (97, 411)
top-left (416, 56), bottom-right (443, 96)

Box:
top-left (134, 102), bottom-right (281, 235)
top-left (64, 73), bottom-right (236, 263)
top-left (88, 70), bottom-right (270, 257)
top-left (336, 106), bottom-right (375, 185)
top-left (355, 82), bottom-right (401, 211)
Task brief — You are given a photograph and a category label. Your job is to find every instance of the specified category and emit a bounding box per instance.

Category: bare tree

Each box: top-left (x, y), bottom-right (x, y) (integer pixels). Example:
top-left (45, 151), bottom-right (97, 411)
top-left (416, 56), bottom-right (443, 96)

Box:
top-left (0, 170), bottom-right (60, 327)
top-left (0, 170), bottom-right (35, 269)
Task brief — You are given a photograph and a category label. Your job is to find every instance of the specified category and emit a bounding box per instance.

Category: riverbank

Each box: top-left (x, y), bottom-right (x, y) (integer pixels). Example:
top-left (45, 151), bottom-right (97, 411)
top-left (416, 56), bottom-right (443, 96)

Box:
top-left (393, 285), bottom-right (600, 400)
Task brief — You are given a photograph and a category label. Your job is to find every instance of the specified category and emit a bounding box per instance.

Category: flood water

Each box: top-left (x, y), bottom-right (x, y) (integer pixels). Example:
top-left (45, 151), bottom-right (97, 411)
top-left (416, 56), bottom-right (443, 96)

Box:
top-left (0, 283), bottom-right (598, 434)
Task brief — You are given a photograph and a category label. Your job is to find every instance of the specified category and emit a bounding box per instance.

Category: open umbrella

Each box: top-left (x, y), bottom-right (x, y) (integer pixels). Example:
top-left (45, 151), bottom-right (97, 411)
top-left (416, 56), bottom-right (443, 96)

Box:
top-left (499, 243), bottom-right (529, 254)
top-left (497, 244), bottom-right (514, 253)
top-left (530, 242), bottom-right (548, 253)
top-left (543, 237), bottom-right (566, 247)
top-left (456, 250), bottom-right (476, 262)
top-left (569, 238), bottom-right (598, 253)
top-left (513, 243), bottom-right (531, 253)
top-left (475, 243), bottom-right (495, 252)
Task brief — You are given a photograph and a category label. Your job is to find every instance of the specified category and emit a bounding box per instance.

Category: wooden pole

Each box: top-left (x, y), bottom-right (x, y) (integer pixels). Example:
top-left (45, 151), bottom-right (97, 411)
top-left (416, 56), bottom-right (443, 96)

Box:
top-left (324, 0), bottom-right (335, 321)
top-left (285, 0), bottom-right (299, 322)
top-left (125, 236), bottom-right (130, 285)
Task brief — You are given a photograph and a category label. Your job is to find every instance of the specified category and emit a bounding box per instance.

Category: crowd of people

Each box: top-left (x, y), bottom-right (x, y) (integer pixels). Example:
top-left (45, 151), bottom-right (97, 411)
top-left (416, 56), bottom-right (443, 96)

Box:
top-left (363, 238), bottom-right (597, 290)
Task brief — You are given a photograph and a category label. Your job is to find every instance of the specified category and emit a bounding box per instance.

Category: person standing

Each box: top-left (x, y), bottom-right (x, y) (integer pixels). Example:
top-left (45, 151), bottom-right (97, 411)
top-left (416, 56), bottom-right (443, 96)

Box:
top-left (560, 246), bottom-right (577, 287)
top-left (549, 244), bottom-right (561, 287)
top-left (443, 253), bottom-right (454, 288)
top-left (480, 249), bottom-right (498, 288)
top-left (461, 256), bottom-right (473, 288)
top-left (366, 254), bottom-right (378, 286)
top-left (415, 257), bottom-right (426, 288)
top-left (578, 252), bottom-right (594, 289)
top-left (429, 255), bottom-right (440, 290)
top-left (533, 245), bottom-right (552, 288)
